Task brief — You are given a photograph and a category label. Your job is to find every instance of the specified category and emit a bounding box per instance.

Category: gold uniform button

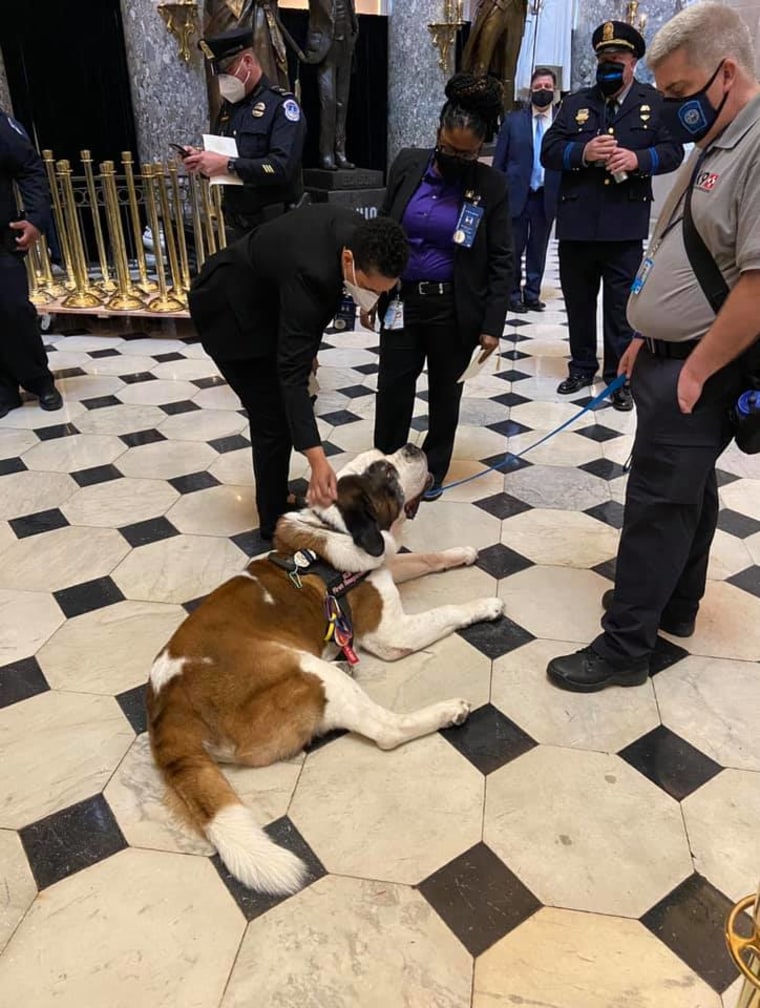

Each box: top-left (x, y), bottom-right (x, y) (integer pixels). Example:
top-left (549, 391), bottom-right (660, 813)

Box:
top-left (604, 178), bottom-right (611, 185)
top-left (608, 127), bottom-right (615, 134)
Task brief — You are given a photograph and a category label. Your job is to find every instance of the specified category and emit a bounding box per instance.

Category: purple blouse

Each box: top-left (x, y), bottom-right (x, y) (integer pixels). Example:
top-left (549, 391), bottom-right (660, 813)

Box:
top-left (401, 160), bottom-right (461, 283)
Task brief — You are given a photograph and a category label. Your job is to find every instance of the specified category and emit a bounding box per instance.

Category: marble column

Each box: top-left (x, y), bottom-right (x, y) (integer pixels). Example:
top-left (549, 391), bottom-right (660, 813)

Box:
top-left (0, 48), bottom-right (13, 114)
top-left (387, 0), bottom-right (455, 162)
top-left (120, 0), bottom-right (209, 164)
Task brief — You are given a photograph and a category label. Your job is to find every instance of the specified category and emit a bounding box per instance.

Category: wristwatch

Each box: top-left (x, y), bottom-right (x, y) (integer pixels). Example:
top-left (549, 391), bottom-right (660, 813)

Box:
top-left (227, 158), bottom-right (238, 175)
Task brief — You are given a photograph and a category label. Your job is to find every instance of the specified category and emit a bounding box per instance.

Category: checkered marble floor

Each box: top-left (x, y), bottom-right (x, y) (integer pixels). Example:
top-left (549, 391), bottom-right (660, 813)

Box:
top-left (1, 246), bottom-right (759, 1008)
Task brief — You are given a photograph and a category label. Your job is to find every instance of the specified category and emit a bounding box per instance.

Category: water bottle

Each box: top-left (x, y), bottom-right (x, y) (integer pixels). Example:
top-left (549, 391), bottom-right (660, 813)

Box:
top-left (732, 389), bottom-right (760, 454)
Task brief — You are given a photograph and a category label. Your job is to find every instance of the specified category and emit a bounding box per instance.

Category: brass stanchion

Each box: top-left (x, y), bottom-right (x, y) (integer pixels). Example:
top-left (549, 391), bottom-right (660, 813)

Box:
top-left (57, 159), bottom-right (104, 308)
top-left (153, 161), bottom-right (186, 307)
top-left (167, 161), bottom-right (192, 293)
top-left (141, 164), bottom-right (184, 313)
top-left (122, 152), bottom-right (158, 296)
top-left (25, 242), bottom-right (55, 305)
top-left (42, 150), bottom-right (76, 291)
top-left (100, 161), bottom-right (145, 311)
top-left (81, 150), bottom-right (117, 294)
top-left (726, 887), bottom-right (760, 1008)
top-left (187, 173), bottom-right (207, 271)
top-left (199, 178), bottom-right (217, 256)
top-left (211, 184), bottom-right (227, 251)
top-left (37, 235), bottom-right (68, 299)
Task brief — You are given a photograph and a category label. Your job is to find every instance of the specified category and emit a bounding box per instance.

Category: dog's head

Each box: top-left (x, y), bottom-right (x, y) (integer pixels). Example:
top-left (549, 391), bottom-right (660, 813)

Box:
top-left (275, 444), bottom-right (429, 570)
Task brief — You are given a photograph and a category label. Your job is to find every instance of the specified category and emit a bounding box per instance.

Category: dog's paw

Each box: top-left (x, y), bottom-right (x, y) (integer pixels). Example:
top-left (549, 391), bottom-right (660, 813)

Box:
top-left (471, 597), bottom-right (505, 623)
top-left (440, 698), bottom-right (471, 728)
top-left (448, 546), bottom-right (478, 568)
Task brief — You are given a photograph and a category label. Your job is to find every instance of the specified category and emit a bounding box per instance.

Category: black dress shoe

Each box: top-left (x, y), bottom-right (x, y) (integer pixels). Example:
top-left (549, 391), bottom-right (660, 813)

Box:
top-left (611, 384), bottom-right (633, 411)
top-left (509, 299), bottom-right (527, 314)
top-left (37, 386), bottom-right (63, 411)
top-left (0, 396), bottom-right (22, 420)
top-left (547, 646), bottom-right (650, 693)
top-left (524, 299), bottom-right (546, 311)
top-left (602, 589), bottom-right (695, 637)
top-left (557, 374), bottom-right (593, 395)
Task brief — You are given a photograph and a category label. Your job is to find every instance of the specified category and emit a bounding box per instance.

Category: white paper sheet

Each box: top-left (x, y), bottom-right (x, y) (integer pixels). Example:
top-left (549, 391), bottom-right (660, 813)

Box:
top-left (457, 346), bottom-right (494, 383)
top-left (201, 134), bottom-right (244, 186)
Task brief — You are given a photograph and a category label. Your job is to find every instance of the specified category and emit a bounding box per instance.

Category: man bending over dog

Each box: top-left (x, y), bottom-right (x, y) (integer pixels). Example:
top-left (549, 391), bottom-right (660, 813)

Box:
top-left (189, 204), bottom-right (409, 540)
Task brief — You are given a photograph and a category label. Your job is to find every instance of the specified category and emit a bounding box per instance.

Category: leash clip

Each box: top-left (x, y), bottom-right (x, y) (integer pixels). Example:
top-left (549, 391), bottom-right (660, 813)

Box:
top-left (288, 566), bottom-right (303, 590)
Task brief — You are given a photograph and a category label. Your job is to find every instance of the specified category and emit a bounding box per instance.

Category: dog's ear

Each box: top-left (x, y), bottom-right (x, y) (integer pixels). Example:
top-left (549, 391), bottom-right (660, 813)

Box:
top-left (340, 481), bottom-right (385, 557)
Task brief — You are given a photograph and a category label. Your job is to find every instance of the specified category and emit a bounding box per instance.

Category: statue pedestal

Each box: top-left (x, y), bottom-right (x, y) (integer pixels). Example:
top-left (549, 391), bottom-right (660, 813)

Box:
top-left (305, 167), bottom-right (385, 220)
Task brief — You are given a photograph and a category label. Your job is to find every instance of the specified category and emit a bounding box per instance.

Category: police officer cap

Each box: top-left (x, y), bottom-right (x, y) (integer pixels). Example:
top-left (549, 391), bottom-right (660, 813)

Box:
top-left (592, 20), bottom-right (646, 59)
top-left (198, 28), bottom-right (253, 73)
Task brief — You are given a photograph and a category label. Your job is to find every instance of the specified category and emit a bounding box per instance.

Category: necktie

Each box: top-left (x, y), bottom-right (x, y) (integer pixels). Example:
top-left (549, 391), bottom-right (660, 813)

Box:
top-left (531, 115), bottom-right (546, 191)
top-left (605, 99), bottom-right (618, 129)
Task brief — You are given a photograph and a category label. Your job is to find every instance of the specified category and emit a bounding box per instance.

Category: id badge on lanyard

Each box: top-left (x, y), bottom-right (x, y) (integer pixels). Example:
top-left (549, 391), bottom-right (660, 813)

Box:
top-left (383, 297), bottom-right (404, 330)
top-left (631, 255), bottom-right (654, 295)
top-left (453, 201), bottom-right (484, 248)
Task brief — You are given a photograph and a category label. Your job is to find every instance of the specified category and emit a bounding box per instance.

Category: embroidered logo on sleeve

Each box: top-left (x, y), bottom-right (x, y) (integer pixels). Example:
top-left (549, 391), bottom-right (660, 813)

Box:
top-left (696, 170), bottom-right (720, 192)
top-left (283, 99), bottom-right (301, 123)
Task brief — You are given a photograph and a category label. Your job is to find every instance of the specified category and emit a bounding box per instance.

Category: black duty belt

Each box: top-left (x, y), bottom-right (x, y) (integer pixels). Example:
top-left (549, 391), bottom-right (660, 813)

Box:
top-left (644, 337), bottom-right (700, 360)
top-left (402, 281), bottom-right (454, 297)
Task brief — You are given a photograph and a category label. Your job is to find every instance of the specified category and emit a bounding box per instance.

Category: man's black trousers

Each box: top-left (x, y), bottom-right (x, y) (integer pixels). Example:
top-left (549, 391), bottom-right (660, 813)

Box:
top-left (559, 238), bottom-right (642, 384)
top-left (0, 255), bottom-right (53, 406)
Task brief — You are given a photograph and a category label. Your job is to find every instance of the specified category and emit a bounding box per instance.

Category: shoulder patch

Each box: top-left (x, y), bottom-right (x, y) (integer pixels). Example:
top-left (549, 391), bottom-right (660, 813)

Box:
top-left (283, 99), bottom-right (301, 123)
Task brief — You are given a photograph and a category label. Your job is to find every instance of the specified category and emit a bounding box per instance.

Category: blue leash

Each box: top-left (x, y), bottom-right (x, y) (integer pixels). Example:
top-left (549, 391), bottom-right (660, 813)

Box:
top-left (439, 373), bottom-right (628, 493)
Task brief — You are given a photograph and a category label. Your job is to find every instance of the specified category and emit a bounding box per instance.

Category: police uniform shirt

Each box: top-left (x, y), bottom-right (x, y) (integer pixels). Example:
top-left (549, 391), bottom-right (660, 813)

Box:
top-left (628, 92), bottom-right (760, 344)
top-left (0, 111), bottom-right (49, 235)
top-left (217, 76), bottom-right (306, 214)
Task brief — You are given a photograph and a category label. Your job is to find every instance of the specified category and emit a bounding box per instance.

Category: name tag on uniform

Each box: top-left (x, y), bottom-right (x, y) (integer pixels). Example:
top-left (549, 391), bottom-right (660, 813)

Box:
top-left (631, 256), bottom-right (654, 295)
top-left (383, 297), bottom-right (404, 330)
top-left (453, 202), bottom-right (484, 248)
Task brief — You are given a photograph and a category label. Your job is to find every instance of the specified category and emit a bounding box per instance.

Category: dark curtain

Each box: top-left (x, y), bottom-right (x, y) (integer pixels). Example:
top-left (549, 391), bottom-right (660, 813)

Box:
top-left (0, 0), bottom-right (137, 164)
top-left (281, 11), bottom-right (388, 173)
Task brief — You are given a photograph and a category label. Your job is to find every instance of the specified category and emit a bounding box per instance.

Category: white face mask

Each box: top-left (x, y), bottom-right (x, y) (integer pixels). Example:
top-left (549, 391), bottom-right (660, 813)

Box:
top-left (218, 66), bottom-right (248, 104)
top-left (344, 255), bottom-right (380, 313)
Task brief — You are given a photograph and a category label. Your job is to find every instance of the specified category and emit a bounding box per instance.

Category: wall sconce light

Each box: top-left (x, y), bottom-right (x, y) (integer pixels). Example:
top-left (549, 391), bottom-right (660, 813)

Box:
top-left (428, 0), bottom-right (465, 74)
top-left (625, 1), bottom-right (648, 32)
top-left (158, 0), bottom-right (200, 62)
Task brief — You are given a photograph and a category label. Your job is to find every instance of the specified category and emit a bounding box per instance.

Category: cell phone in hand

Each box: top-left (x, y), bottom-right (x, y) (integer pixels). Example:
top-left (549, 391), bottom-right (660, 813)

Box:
top-left (169, 143), bottom-right (190, 159)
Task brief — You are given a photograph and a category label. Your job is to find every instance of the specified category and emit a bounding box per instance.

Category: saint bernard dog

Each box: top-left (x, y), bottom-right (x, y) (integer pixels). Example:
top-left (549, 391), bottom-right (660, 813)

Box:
top-left (147, 445), bottom-right (505, 895)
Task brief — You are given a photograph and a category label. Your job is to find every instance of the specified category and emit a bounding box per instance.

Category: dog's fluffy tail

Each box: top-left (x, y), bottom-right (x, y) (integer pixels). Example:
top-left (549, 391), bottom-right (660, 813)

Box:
top-left (147, 684), bottom-right (306, 896)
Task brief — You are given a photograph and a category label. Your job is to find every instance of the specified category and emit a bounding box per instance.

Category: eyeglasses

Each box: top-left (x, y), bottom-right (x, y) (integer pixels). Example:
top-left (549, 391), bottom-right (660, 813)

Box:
top-left (437, 143), bottom-right (481, 162)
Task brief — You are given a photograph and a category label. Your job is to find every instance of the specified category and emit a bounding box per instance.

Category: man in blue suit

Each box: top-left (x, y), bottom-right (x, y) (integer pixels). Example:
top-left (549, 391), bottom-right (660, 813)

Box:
top-left (493, 67), bottom-right (560, 313)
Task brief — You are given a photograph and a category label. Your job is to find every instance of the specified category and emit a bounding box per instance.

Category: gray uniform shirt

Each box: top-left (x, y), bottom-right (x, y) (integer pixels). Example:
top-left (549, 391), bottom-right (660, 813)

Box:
top-left (628, 91), bottom-right (760, 342)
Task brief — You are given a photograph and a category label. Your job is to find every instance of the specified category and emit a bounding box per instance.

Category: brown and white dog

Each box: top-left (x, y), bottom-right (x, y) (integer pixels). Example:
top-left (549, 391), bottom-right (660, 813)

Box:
top-left (146, 445), bottom-right (505, 895)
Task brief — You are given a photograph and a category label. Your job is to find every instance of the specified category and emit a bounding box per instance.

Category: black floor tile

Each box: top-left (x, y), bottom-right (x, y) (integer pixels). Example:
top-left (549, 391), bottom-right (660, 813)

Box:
top-left (492, 391), bottom-right (530, 408)
top-left (153, 351), bottom-right (185, 363)
top-left (619, 725), bottom-right (723, 800)
top-left (476, 543), bottom-right (534, 579)
top-left (354, 362), bottom-right (379, 375)
top-left (71, 463), bottom-right (123, 487)
top-left (418, 843), bottom-right (541, 957)
top-left (53, 366), bottom-right (87, 379)
top-left (585, 501), bottom-right (626, 530)
top-left (501, 349), bottom-right (530, 361)
top-left (182, 596), bottom-right (207, 614)
top-left (592, 558), bottom-right (618, 582)
top-left (496, 369), bottom-right (532, 382)
top-left (231, 528), bottom-right (271, 557)
top-left (120, 372), bottom-right (158, 384)
top-left (159, 400), bottom-right (201, 415)
top-left (53, 576), bottom-right (126, 619)
top-left (575, 424), bottom-right (623, 443)
top-left (440, 703), bottom-right (537, 775)
top-left (0, 656), bottom-right (50, 709)
top-left (82, 395), bottom-right (122, 411)
top-left (0, 456), bottom-right (27, 475)
top-left (119, 516), bottom-right (179, 548)
top-left (337, 384), bottom-right (372, 398)
top-left (318, 409), bottom-right (361, 426)
top-left (474, 492), bottom-right (532, 520)
top-left (209, 433), bottom-right (250, 454)
top-left (322, 440), bottom-right (343, 458)
top-left (9, 507), bottom-right (69, 539)
top-left (650, 635), bottom-right (690, 676)
top-left (486, 418), bottom-right (532, 438)
top-left (410, 415), bottom-right (428, 432)
top-left (116, 683), bottom-right (148, 735)
top-left (191, 375), bottom-right (226, 388)
top-left (19, 794), bottom-right (127, 890)
top-left (457, 615), bottom-right (535, 659)
top-left (304, 728), bottom-right (348, 753)
top-left (88, 348), bottom-right (121, 359)
top-left (715, 468), bottom-right (740, 487)
top-left (168, 471), bottom-right (220, 494)
top-left (119, 428), bottom-right (167, 448)
top-left (480, 452), bottom-right (532, 473)
top-left (37, 423), bottom-right (80, 441)
top-left (212, 815), bottom-right (326, 922)
top-left (641, 874), bottom-right (744, 993)
top-left (727, 565), bottom-right (760, 598)
top-left (579, 458), bottom-right (628, 481)
top-left (717, 508), bottom-right (760, 539)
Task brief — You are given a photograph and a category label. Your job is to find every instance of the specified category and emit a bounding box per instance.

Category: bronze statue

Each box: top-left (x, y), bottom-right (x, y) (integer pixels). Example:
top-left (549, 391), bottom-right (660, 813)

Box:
top-left (204, 1), bottom-right (290, 90)
top-left (462, 0), bottom-right (528, 109)
top-left (305, 0), bottom-right (359, 171)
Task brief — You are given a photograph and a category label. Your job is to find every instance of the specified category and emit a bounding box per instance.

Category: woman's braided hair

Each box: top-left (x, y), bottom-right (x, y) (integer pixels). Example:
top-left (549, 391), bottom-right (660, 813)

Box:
top-left (440, 72), bottom-right (504, 143)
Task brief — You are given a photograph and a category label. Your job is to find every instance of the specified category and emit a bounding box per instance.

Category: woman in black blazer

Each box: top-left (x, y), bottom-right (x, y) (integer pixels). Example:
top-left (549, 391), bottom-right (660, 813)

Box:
top-left (374, 73), bottom-right (513, 498)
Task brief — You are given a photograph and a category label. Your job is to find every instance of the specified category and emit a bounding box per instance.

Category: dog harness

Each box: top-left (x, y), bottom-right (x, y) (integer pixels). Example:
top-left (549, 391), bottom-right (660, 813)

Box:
top-left (268, 549), bottom-right (369, 665)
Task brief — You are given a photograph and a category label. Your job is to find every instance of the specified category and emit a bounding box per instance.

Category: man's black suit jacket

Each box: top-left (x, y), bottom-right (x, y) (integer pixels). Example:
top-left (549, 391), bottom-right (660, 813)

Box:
top-left (381, 149), bottom-right (512, 345)
top-left (188, 203), bottom-right (359, 452)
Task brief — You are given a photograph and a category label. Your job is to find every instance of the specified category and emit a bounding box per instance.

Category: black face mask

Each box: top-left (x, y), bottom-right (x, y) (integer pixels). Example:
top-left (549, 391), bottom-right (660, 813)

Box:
top-left (661, 61), bottom-right (727, 144)
top-left (434, 148), bottom-right (473, 182)
top-left (531, 89), bottom-right (554, 108)
top-left (596, 60), bottom-right (625, 97)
